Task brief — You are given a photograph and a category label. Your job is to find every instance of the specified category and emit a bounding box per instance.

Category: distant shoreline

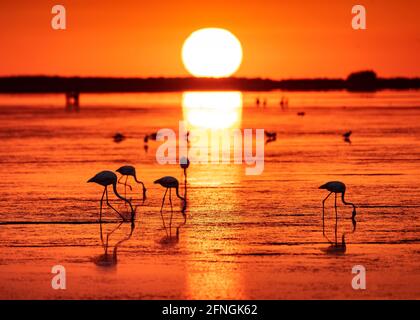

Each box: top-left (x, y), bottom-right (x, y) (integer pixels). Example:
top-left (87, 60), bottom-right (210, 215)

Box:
top-left (1, 73), bottom-right (419, 93)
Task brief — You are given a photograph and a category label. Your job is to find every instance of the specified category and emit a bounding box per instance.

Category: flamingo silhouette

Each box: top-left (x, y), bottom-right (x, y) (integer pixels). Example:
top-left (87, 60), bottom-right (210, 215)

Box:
top-left (87, 171), bottom-right (135, 221)
top-left (343, 131), bottom-right (352, 139)
top-left (343, 131), bottom-right (352, 144)
top-left (319, 181), bottom-right (357, 245)
top-left (264, 131), bottom-right (277, 145)
top-left (154, 176), bottom-right (186, 237)
top-left (116, 165), bottom-right (147, 202)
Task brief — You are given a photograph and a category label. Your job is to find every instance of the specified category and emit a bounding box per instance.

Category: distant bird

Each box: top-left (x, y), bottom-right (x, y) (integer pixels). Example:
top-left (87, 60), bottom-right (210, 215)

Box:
top-left (116, 165), bottom-right (147, 201)
top-left (87, 171), bottom-right (135, 221)
top-left (143, 132), bottom-right (158, 143)
top-left (319, 181), bottom-right (357, 245)
top-left (149, 132), bottom-right (158, 140)
top-left (343, 131), bottom-right (352, 139)
top-left (265, 131), bottom-right (277, 145)
top-left (113, 132), bottom-right (126, 143)
top-left (297, 112), bottom-right (305, 116)
top-left (263, 98), bottom-right (267, 107)
top-left (280, 96), bottom-right (289, 109)
top-left (343, 131), bottom-right (352, 144)
top-left (154, 176), bottom-right (186, 237)
top-left (265, 131), bottom-right (277, 139)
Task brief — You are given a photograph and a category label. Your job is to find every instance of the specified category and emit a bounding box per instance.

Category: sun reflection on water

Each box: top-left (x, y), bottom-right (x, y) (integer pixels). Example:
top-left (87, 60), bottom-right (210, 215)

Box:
top-left (182, 91), bottom-right (242, 130)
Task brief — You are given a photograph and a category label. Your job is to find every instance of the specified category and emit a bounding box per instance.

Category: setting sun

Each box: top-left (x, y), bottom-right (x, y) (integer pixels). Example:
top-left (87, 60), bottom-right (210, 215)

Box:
top-left (182, 28), bottom-right (243, 78)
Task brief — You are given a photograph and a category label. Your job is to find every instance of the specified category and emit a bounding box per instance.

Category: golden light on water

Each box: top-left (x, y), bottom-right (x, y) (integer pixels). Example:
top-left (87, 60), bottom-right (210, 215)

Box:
top-left (182, 28), bottom-right (243, 78)
top-left (182, 91), bottom-right (243, 130)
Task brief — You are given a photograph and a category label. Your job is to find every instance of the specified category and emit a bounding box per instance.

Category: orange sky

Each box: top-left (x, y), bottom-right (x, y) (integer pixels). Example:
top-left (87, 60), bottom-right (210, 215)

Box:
top-left (0, 0), bottom-right (419, 78)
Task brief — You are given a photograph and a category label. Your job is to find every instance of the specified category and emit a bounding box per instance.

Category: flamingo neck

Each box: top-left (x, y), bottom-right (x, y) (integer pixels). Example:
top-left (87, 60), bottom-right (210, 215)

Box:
top-left (342, 191), bottom-right (357, 232)
top-left (133, 175), bottom-right (147, 198)
top-left (341, 191), bottom-right (356, 210)
top-left (175, 186), bottom-right (185, 202)
top-left (112, 183), bottom-right (134, 216)
top-left (133, 174), bottom-right (144, 187)
top-left (175, 186), bottom-right (186, 212)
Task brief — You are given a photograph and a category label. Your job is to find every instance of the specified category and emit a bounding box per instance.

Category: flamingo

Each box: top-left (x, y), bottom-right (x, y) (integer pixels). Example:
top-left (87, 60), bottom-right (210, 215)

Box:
top-left (87, 170), bottom-right (135, 221)
top-left (319, 181), bottom-right (357, 245)
top-left (154, 176), bottom-right (186, 237)
top-left (116, 165), bottom-right (147, 201)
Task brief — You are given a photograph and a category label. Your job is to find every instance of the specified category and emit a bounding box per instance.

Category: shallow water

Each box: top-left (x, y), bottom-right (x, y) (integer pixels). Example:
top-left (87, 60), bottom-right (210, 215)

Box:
top-left (0, 90), bottom-right (419, 299)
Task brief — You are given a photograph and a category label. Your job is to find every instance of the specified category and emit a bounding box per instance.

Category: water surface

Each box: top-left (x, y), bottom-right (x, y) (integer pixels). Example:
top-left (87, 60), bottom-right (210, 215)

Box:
top-left (0, 90), bottom-right (419, 299)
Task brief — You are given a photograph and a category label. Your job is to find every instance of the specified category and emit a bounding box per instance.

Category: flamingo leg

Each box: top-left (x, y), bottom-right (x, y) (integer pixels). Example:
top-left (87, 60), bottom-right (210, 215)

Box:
top-left (334, 193), bottom-right (338, 246)
top-left (99, 219), bottom-right (105, 248)
top-left (184, 169), bottom-right (187, 200)
top-left (105, 233), bottom-right (110, 256)
top-left (105, 186), bottom-right (126, 221)
top-left (160, 188), bottom-right (169, 237)
top-left (119, 175), bottom-right (133, 190)
top-left (169, 188), bottom-right (173, 237)
top-left (123, 176), bottom-right (129, 207)
top-left (135, 179), bottom-right (147, 202)
top-left (322, 192), bottom-right (332, 241)
top-left (99, 187), bottom-right (106, 223)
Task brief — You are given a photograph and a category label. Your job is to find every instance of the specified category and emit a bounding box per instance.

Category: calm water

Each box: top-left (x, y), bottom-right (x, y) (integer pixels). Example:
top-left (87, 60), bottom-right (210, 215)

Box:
top-left (0, 90), bottom-right (419, 299)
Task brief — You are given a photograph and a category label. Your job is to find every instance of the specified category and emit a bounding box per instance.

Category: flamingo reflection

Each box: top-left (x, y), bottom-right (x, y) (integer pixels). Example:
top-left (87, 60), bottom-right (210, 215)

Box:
top-left (93, 221), bottom-right (135, 267)
top-left (159, 214), bottom-right (187, 245)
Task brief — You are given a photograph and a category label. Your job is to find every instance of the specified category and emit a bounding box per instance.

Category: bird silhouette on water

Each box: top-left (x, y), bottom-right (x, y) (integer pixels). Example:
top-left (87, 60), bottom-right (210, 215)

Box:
top-left (113, 132), bottom-right (126, 143)
top-left (343, 131), bottom-right (352, 144)
top-left (154, 176), bottom-right (186, 237)
top-left (319, 181), bottom-right (357, 252)
top-left (87, 171), bottom-right (135, 221)
top-left (265, 131), bottom-right (277, 145)
top-left (116, 165), bottom-right (147, 202)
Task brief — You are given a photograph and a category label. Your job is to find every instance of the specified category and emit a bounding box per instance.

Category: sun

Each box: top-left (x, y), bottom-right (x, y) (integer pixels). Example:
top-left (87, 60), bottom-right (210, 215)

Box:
top-left (182, 28), bottom-right (243, 78)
